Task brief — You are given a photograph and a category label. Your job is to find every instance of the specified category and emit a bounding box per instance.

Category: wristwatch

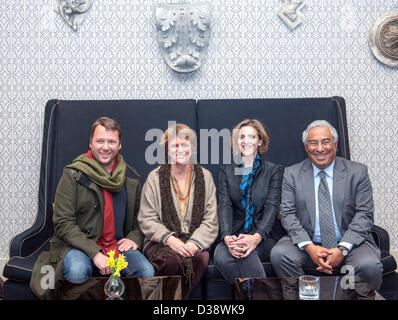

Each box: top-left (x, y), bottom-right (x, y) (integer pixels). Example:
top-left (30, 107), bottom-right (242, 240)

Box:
top-left (338, 246), bottom-right (349, 256)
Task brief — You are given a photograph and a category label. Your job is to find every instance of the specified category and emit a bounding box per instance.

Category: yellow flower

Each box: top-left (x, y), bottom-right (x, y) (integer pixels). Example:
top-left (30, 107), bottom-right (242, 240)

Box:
top-left (106, 258), bottom-right (115, 268)
top-left (106, 251), bottom-right (128, 277)
top-left (108, 250), bottom-right (115, 259)
top-left (113, 270), bottom-right (121, 277)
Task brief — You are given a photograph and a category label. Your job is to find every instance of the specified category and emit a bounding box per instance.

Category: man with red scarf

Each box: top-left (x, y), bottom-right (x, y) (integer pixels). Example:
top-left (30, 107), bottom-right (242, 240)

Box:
top-left (31, 117), bottom-right (154, 299)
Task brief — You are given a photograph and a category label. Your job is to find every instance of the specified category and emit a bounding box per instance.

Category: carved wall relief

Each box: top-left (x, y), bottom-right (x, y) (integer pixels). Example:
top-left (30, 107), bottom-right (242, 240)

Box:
top-left (277, 0), bottom-right (307, 30)
top-left (56, 0), bottom-right (93, 31)
top-left (369, 12), bottom-right (398, 67)
top-left (156, 2), bottom-right (210, 73)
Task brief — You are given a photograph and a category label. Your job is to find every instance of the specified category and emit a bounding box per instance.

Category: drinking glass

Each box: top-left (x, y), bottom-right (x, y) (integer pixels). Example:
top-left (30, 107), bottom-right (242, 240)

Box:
top-left (299, 275), bottom-right (320, 300)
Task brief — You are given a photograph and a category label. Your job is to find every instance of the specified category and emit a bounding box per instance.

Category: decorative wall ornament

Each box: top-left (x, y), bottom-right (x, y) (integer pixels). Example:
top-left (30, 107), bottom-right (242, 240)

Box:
top-left (155, 1), bottom-right (210, 73)
top-left (277, 0), bottom-right (307, 30)
top-left (56, 0), bottom-right (93, 31)
top-left (369, 12), bottom-right (398, 67)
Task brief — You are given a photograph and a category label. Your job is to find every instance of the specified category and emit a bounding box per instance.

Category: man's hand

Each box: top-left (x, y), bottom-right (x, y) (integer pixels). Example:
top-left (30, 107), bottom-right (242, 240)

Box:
top-left (304, 244), bottom-right (333, 274)
top-left (325, 248), bottom-right (345, 269)
top-left (118, 238), bottom-right (138, 252)
top-left (93, 252), bottom-right (111, 275)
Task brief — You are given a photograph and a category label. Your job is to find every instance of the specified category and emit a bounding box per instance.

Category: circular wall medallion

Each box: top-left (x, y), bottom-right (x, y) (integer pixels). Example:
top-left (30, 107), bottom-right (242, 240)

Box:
top-left (369, 12), bottom-right (398, 67)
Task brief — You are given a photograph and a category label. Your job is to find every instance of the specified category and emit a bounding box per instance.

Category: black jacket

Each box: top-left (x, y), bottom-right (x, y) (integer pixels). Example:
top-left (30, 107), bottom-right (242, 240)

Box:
top-left (217, 158), bottom-right (283, 241)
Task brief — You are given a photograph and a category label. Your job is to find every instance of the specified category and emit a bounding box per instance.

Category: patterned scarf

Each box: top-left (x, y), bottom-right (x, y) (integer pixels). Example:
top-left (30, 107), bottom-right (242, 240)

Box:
top-left (240, 153), bottom-right (261, 233)
top-left (150, 164), bottom-right (205, 287)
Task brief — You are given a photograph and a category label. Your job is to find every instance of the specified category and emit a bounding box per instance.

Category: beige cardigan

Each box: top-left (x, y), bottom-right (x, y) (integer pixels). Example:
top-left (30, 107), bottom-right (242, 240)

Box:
top-left (138, 166), bottom-right (219, 250)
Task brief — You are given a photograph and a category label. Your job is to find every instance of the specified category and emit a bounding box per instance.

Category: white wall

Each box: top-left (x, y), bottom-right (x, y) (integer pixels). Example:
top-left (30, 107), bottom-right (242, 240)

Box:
top-left (0, 0), bottom-right (397, 260)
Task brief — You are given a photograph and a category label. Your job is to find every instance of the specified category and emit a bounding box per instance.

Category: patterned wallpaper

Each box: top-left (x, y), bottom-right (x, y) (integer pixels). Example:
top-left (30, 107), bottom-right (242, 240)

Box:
top-left (0, 0), bottom-right (397, 259)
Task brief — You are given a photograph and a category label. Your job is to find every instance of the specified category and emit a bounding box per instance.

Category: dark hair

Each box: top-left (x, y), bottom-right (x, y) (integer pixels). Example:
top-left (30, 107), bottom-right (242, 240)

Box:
top-left (90, 117), bottom-right (122, 142)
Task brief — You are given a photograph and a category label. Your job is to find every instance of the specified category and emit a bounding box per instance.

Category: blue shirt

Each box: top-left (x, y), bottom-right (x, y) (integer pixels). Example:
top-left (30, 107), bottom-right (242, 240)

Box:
top-left (298, 161), bottom-right (353, 251)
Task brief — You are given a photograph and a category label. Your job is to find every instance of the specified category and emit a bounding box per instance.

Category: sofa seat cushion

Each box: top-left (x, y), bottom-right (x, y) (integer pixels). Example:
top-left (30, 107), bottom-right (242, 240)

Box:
top-left (3, 280), bottom-right (38, 300)
top-left (3, 239), bottom-right (50, 282)
top-left (379, 272), bottom-right (398, 300)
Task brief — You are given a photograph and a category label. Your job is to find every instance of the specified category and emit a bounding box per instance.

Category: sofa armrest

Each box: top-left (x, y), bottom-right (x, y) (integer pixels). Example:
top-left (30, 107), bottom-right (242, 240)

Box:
top-left (371, 224), bottom-right (390, 252)
top-left (8, 209), bottom-right (53, 258)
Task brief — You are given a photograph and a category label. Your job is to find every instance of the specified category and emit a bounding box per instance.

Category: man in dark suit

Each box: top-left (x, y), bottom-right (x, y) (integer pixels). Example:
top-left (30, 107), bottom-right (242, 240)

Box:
top-left (270, 120), bottom-right (383, 291)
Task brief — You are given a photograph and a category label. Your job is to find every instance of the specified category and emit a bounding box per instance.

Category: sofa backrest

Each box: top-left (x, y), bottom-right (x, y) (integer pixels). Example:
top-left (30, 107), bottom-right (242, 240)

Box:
top-left (197, 97), bottom-right (350, 180)
top-left (27, 99), bottom-right (197, 256)
top-left (17, 97), bottom-right (350, 256)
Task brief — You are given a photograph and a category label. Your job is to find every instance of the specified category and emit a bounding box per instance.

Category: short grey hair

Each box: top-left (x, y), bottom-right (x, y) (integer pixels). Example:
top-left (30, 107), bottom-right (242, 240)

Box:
top-left (302, 120), bottom-right (338, 145)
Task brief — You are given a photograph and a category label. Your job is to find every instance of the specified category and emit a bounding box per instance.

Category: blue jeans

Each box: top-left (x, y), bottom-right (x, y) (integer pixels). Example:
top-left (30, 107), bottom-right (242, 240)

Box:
top-left (63, 248), bottom-right (155, 284)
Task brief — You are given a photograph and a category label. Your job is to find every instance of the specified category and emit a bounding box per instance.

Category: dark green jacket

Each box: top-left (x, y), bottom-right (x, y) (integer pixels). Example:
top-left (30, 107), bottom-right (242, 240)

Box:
top-left (30, 164), bottom-right (142, 299)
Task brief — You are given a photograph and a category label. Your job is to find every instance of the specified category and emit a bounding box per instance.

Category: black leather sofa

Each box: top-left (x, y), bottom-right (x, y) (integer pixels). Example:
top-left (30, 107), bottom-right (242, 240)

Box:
top-left (3, 97), bottom-right (397, 300)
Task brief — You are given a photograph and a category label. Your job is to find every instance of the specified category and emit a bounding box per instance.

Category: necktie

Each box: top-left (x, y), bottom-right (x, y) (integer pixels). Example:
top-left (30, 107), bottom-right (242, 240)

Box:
top-left (318, 171), bottom-right (337, 249)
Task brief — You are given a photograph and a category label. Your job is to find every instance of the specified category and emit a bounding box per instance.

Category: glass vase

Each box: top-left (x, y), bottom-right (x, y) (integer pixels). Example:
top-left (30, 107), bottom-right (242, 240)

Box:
top-left (104, 275), bottom-right (125, 300)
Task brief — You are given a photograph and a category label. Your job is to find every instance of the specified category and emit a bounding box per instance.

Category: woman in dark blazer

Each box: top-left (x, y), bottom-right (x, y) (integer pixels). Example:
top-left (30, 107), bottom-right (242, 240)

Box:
top-left (214, 119), bottom-right (283, 284)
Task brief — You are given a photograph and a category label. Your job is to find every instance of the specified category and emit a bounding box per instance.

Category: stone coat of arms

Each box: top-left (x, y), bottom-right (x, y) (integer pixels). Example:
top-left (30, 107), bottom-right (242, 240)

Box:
top-left (156, 2), bottom-right (210, 73)
top-left (277, 0), bottom-right (307, 30)
top-left (369, 12), bottom-right (398, 67)
top-left (56, 0), bottom-right (93, 31)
